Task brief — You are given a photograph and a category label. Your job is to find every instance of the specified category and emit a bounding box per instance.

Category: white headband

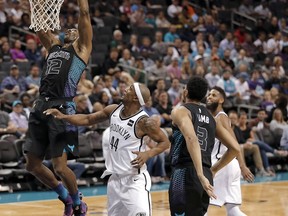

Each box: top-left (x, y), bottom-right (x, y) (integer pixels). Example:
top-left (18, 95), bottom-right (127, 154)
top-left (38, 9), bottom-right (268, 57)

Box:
top-left (133, 83), bottom-right (145, 106)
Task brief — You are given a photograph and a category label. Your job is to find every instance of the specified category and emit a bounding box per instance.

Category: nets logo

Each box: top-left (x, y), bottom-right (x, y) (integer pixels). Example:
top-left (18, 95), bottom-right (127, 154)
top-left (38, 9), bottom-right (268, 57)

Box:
top-left (136, 213), bottom-right (146, 216)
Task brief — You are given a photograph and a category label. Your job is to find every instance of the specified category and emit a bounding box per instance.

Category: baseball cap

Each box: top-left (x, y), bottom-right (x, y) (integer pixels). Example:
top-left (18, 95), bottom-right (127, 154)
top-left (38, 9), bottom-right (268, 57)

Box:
top-left (12, 100), bottom-right (22, 107)
top-left (10, 64), bottom-right (18, 70)
top-left (194, 55), bottom-right (203, 61)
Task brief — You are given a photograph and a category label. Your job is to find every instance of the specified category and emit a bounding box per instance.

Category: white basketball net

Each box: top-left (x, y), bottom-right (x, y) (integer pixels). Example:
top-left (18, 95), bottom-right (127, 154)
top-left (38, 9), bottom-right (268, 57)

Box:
top-left (29, 0), bottom-right (64, 32)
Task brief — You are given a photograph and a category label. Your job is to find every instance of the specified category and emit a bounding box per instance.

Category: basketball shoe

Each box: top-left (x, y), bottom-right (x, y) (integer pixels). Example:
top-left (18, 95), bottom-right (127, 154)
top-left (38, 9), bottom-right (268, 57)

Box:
top-left (73, 201), bottom-right (88, 216)
top-left (58, 195), bottom-right (73, 216)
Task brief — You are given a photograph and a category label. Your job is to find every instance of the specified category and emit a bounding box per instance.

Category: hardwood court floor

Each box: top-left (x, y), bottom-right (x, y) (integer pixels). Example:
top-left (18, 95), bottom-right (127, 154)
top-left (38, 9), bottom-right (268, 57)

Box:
top-left (0, 181), bottom-right (287, 215)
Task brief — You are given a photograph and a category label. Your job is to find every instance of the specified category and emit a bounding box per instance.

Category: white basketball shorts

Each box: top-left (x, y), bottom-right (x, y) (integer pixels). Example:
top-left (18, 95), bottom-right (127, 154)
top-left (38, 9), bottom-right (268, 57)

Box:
top-left (210, 158), bottom-right (242, 206)
top-left (107, 170), bottom-right (152, 216)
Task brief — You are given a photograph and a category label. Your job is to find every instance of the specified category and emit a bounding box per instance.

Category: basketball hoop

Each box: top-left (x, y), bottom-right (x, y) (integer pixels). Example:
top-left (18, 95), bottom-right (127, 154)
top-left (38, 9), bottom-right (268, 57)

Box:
top-left (29, 0), bottom-right (64, 32)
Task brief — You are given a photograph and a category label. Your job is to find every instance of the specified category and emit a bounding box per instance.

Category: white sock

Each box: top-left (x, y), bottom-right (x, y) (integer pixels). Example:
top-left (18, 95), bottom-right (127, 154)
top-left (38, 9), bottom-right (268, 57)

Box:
top-left (203, 213), bottom-right (208, 216)
top-left (225, 203), bottom-right (247, 216)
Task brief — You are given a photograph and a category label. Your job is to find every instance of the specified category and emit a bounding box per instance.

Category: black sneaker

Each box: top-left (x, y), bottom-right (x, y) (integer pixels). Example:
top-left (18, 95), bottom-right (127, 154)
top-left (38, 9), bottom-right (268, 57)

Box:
top-left (58, 196), bottom-right (73, 216)
top-left (73, 201), bottom-right (88, 216)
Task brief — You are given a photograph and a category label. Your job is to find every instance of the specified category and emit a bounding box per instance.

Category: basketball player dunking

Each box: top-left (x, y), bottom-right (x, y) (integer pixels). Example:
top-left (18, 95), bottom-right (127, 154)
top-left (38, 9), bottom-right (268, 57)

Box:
top-left (23, 0), bottom-right (92, 215)
top-left (44, 83), bottom-right (170, 216)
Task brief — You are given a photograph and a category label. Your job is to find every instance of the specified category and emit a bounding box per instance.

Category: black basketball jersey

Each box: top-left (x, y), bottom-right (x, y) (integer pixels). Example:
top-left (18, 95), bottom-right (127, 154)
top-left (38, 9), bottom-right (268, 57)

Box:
top-left (39, 45), bottom-right (86, 98)
top-left (171, 103), bottom-right (216, 168)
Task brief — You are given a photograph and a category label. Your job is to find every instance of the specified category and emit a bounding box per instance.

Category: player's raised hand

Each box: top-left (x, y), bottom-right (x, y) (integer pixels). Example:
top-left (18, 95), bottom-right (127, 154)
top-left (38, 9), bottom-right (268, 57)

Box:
top-left (43, 108), bottom-right (64, 119)
top-left (131, 151), bottom-right (150, 168)
top-left (198, 175), bottom-right (217, 199)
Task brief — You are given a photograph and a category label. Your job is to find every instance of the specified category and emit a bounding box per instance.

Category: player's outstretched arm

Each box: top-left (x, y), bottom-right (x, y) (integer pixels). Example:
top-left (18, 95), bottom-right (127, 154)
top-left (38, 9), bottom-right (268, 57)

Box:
top-left (76, 0), bottom-right (93, 63)
top-left (171, 106), bottom-right (216, 199)
top-left (44, 104), bottom-right (117, 126)
top-left (212, 119), bottom-right (240, 175)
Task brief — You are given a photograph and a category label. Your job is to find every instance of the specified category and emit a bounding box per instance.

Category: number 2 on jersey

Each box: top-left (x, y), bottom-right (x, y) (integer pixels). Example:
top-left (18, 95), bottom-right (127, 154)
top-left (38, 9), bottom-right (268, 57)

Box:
top-left (110, 136), bottom-right (119, 151)
top-left (197, 126), bottom-right (208, 151)
top-left (46, 59), bottom-right (62, 74)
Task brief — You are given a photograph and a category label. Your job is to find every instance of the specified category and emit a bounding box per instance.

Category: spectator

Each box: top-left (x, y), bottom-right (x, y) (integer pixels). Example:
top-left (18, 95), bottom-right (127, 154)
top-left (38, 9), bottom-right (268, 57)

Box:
top-left (19, 92), bottom-right (32, 118)
top-left (0, 41), bottom-right (12, 62)
top-left (152, 31), bottom-right (168, 56)
top-left (235, 72), bottom-right (250, 104)
top-left (10, 39), bottom-right (28, 62)
top-left (130, 56), bottom-right (146, 84)
top-left (167, 0), bottom-right (182, 24)
top-left (254, 0), bottom-right (272, 19)
top-left (26, 64), bottom-right (41, 87)
top-left (103, 48), bottom-right (119, 76)
top-left (77, 70), bottom-right (94, 96)
top-left (205, 65), bottom-right (221, 89)
top-left (280, 127), bottom-right (288, 150)
top-left (130, 6), bottom-right (153, 28)
top-left (180, 58), bottom-right (192, 84)
top-left (164, 25), bottom-right (180, 43)
top-left (261, 90), bottom-right (275, 114)
top-left (9, 100), bottom-right (28, 138)
top-left (249, 109), bottom-right (270, 131)
top-left (167, 78), bottom-right (181, 106)
top-left (91, 8), bottom-right (104, 27)
top-left (238, 0), bottom-right (254, 16)
top-left (110, 29), bottom-right (125, 53)
top-left (219, 32), bottom-right (235, 52)
top-left (146, 57), bottom-right (167, 89)
top-left (1, 64), bottom-right (38, 96)
top-left (269, 108), bottom-right (288, 132)
top-left (155, 91), bottom-right (172, 128)
top-left (24, 38), bottom-right (41, 63)
top-left (0, 107), bottom-right (17, 138)
top-left (74, 95), bottom-right (91, 134)
top-left (95, 0), bottom-right (114, 17)
top-left (267, 31), bottom-right (282, 55)
top-left (155, 11), bottom-right (171, 28)
top-left (142, 96), bottom-right (164, 125)
top-left (229, 111), bottom-right (271, 177)
top-left (127, 34), bottom-right (140, 55)
top-left (166, 56), bottom-right (181, 80)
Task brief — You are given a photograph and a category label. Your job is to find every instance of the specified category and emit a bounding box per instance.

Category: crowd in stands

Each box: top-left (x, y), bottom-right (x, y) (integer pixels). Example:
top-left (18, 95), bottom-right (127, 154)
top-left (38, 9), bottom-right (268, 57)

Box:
top-left (0, 0), bottom-right (288, 184)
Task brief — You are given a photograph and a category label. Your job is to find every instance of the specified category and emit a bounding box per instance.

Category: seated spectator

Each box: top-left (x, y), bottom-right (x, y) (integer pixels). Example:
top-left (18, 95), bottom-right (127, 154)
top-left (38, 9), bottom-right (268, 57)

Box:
top-left (238, 0), bottom-right (255, 16)
top-left (166, 57), bottom-right (181, 80)
top-left (280, 127), bottom-right (288, 150)
top-left (91, 8), bottom-right (104, 27)
top-left (254, 0), bottom-right (272, 19)
top-left (205, 65), bottom-right (221, 89)
top-left (20, 92), bottom-right (32, 118)
top-left (229, 111), bottom-right (271, 176)
top-left (26, 64), bottom-right (41, 87)
top-left (216, 70), bottom-right (238, 107)
top-left (129, 56), bottom-right (146, 84)
top-left (1, 64), bottom-right (38, 96)
top-left (167, 78), bottom-right (181, 106)
top-left (24, 38), bottom-right (41, 63)
top-left (142, 96), bottom-right (164, 125)
top-left (0, 41), bottom-right (12, 62)
top-left (152, 31), bottom-right (168, 56)
top-left (272, 56), bottom-right (285, 78)
top-left (155, 91), bottom-right (172, 128)
top-left (235, 72), bottom-right (250, 104)
top-left (279, 77), bottom-right (288, 95)
top-left (110, 30), bottom-right (125, 53)
top-left (103, 48), bottom-right (119, 76)
top-left (267, 95), bottom-right (288, 122)
top-left (164, 25), bottom-right (180, 43)
top-left (118, 49), bottom-right (135, 72)
top-left (0, 108), bottom-right (18, 138)
top-left (10, 39), bottom-right (28, 62)
top-left (248, 69), bottom-right (265, 106)
top-left (260, 90), bottom-right (275, 114)
top-left (146, 57), bottom-right (167, 90)
top-left (269, 108), bottom-right (288, 132)
top-left (180, 58), bottom-right (192, 84)
top-left (238, 111), bottom-right (287, 175)
top-left (9, 100), bottom-right (28, 138)
top-left (167, 0), bottom-right (182, 24)
top-left (130, 6), bottom-right (153, 28)
top-left (155, 11), bottom-right (171, 28)
top-left (127, 34), bottom-right (140, 55)
top-left (266, 31), bottom-right (282, 55)
top-left (250, 109), bottom-right (270, 131)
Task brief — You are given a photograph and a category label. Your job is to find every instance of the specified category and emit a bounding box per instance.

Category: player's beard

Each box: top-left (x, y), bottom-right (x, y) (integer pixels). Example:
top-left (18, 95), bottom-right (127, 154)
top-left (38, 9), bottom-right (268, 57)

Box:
top-left (206, 101), bottom-right (218, 113)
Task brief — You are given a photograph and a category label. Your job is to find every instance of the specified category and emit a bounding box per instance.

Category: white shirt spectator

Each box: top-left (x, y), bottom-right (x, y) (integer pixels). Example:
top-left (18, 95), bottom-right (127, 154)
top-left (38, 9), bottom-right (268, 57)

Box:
top-left (267, 38), bottom-right (281, 55)
top-left (254, 38), bottom-right (268, 54)
top-left (167, 2), bottom-right (182, 18)
top-left (254, 4), bottom-right (271, 19)
top-left (205, 72), bottom-right (220, 89)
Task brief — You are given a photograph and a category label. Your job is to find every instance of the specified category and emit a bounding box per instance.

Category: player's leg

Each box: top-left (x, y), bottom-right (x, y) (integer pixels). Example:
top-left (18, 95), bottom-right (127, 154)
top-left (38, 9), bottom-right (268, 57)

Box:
top-left (123, 171), bottom-right (152, 216)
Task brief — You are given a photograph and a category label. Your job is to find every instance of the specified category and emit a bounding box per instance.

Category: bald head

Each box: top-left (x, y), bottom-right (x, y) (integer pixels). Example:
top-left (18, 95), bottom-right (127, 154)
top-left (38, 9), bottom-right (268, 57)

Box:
top-left (138, 83), bottom-right (151, 104)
